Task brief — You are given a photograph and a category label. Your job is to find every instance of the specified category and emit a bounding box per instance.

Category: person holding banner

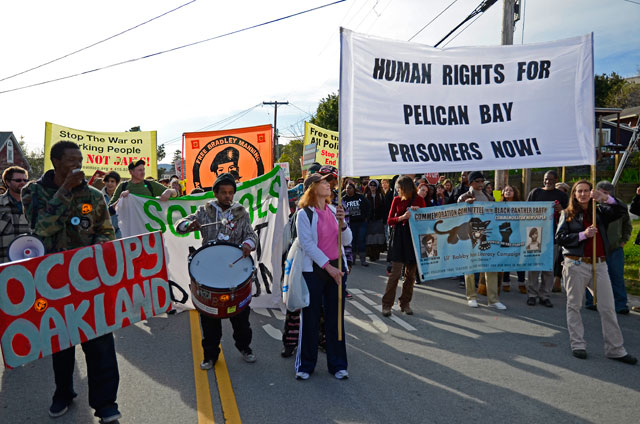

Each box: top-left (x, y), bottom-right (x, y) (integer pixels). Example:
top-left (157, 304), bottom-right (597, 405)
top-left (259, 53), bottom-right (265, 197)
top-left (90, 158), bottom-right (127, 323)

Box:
top-left (175, 173), bottom-right (258, 369)
top-left (294, 173), bottom-right (351, 380)
top-left (458, 171), bottom-right (506, 310)
top-left (101, 171), bottom-right (122, 239)
top-left (526, 170), bottom-right (568, 307)
top-left (556, 180), bottom-right (636, 364)
top-left (382, 176), bottom-right (426, 317)
top-left (108, 159), bottom-right (177, 209)
top-left (499, 185), bottom-right (526, 293)
top-left (21, 141), bottom-right (122, 422)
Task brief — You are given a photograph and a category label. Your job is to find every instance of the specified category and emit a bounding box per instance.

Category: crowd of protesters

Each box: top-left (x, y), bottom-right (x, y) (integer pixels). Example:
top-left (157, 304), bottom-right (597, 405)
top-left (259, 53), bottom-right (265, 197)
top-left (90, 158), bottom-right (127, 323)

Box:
top-left (284, 165), bottom-right (638, 367)
top-left (2, 147), bottom-right (640, 421)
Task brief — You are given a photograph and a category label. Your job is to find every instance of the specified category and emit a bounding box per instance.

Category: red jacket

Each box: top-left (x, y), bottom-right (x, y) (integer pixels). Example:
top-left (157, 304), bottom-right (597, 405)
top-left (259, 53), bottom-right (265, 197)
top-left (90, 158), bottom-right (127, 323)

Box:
top-left (387, 196), bottom-right (426, 226)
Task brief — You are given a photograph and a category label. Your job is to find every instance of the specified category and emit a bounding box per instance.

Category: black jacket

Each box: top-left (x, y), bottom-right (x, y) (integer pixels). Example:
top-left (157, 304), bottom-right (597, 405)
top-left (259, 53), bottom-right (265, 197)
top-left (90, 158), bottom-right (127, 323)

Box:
top-left (555, 197), bottom-right (627, 257)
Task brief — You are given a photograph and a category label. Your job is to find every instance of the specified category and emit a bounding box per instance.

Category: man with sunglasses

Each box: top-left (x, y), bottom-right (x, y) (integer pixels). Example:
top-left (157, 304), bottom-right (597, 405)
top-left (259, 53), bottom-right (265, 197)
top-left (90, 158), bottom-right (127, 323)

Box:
top-left (0, 166), bottom-right (30, 263)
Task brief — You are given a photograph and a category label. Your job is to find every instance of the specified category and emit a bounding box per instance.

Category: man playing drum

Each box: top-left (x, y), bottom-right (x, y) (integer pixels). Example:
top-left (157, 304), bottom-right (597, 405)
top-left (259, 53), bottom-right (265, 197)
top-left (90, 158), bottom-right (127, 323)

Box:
top-left (176, 173), bottom-right (259, 370)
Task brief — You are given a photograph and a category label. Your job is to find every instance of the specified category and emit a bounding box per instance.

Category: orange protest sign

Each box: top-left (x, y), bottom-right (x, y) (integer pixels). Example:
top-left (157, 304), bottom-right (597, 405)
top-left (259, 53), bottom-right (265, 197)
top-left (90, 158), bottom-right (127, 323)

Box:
top-left (183, 124), bottom-right (273, 193)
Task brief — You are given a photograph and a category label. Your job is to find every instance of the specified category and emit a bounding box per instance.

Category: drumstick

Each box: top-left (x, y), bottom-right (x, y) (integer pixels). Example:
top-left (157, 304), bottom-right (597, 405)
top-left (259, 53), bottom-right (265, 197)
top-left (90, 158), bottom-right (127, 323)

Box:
top-left (229, 255), bottom-right (243, 268)
top-left (200, 218), bottom-right (229, 228)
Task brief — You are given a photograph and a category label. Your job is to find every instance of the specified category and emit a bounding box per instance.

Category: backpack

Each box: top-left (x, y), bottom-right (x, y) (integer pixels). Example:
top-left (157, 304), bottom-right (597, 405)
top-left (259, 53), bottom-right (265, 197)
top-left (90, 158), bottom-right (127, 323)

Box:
top-left (287, 207), bottom-right (314, 250)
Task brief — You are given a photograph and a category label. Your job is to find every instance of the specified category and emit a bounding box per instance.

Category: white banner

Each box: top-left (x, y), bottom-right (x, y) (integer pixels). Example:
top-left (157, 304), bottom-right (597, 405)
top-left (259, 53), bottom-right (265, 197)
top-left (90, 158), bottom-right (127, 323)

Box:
top-left (116, 167), bottom-right (289, 310)
top-left (339, 29), bottom-right (594, 175)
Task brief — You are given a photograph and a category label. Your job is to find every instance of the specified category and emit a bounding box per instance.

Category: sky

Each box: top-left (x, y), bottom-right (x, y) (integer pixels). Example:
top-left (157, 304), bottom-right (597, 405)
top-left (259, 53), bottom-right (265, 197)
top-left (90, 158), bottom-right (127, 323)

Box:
top-left (1, 0), bottom-right (638, 162)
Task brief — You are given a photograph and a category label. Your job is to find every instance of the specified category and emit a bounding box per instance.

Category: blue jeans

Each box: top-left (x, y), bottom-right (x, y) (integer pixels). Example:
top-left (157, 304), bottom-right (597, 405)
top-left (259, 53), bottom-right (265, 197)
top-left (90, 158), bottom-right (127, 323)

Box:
top-left (52, 333), bottom-right (119, 417)
top-left (349, 221), bottom-right (368, 255)
top-left (585, 247), bottom-right (628, 311)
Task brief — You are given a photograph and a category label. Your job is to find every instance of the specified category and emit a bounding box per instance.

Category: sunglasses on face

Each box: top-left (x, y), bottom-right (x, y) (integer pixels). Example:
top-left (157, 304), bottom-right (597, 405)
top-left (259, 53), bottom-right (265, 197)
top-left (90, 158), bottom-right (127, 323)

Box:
top-left (473, 179), bottom-right (484, 183)
top-left (10, 179), bottom-right (28, 183)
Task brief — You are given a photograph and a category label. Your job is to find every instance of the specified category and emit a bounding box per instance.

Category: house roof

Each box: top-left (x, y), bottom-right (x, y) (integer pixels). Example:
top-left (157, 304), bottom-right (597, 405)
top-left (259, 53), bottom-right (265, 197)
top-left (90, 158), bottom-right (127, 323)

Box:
top-left (603, 105), bottom-right (640, 121)
top-left (0, 131), bottom-right (33, 173)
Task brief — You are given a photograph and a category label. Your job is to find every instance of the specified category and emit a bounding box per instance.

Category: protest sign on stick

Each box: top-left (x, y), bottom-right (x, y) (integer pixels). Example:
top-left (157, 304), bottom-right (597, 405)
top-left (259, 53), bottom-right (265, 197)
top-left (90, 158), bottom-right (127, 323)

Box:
top-left (44, 122), bottom-right (158, 178)
top-left (183, 124), bottom-right (273, 193)
top-left (0, 232), bottom-right (169, 369)
top-left (339, 29), bottom-right (595, 176)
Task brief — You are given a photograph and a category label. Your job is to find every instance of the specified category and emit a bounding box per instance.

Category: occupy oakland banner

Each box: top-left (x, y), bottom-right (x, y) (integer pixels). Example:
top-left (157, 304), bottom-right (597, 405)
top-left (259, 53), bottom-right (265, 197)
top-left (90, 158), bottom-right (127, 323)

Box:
top-left (408, 202), bottom-right (553, 281)
top-left (339, 29), bottom-right (595, 176)
top-left (183, 124), bottom-right (273, 194)
top-left (44, 122), bottom-right (158, 178)
top-left (303, 122), bottom-right (339, 168)
top-left (0, 232), bottom-right (170, 369)
top-left (116, 167), bottom-right (288, 311)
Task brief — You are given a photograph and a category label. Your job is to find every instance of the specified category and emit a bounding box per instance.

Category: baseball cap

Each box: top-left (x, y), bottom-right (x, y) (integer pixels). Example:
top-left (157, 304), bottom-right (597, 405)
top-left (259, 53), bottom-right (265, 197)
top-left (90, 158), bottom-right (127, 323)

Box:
top-left (318, 165), bottom-right (338, 179)
top-left (128, 159), bottom-right (146, 170)
top-left (303, 173), bottom-right (332, 192)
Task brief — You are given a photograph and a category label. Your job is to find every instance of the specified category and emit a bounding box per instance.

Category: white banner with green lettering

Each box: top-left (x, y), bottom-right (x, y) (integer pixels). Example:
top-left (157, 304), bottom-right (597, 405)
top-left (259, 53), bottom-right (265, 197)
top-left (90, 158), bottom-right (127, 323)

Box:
top-left (116, 167), bottom-right (289, 310)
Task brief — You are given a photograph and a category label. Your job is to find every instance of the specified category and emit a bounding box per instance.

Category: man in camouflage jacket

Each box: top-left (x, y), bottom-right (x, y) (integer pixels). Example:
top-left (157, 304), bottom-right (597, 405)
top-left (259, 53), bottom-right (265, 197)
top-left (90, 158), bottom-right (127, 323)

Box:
top-left (21, 141), bottom-right (121, 423)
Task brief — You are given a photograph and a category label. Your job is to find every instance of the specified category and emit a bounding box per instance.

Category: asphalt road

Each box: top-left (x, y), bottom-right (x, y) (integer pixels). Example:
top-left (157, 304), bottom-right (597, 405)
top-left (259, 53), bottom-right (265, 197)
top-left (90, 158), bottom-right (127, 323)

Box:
top-left (2, 258), bottom-right (639, 423)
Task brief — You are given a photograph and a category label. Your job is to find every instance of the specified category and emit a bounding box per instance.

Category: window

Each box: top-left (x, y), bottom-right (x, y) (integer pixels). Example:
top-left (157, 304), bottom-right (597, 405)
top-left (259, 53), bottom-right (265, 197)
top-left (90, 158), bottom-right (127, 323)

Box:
top-left (6, 140), bottom-right (14, 163)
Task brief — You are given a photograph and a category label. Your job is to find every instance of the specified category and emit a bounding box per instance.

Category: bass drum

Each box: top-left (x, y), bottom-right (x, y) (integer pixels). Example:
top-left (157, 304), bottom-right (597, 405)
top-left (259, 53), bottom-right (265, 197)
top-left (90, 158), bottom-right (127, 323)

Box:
top-left (188, 241), bottom-right (255, 319)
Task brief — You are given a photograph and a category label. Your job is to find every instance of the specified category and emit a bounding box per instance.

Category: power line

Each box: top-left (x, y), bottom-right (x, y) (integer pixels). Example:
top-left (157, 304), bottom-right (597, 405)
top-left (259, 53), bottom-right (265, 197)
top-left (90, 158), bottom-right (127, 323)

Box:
top-left (221, 104), bottom-right (264, 130)
top-left (0, 0), bottom-right (197, 83)
top-left (363, 0), bottom-right (394, 33)
top-left (408, 0), bottom-right (459, 42)
top-left (0, 0), bottom-right (346, 95)
top-left (158, 103), bottom-right (261, 146)
top-left (623, 0), bottom-right (640, 5)
top-left (288, 102), bottom-right (313, 117)
top-left (441, 13), bottom-right (482, 47)
top-left (434, 0), bottom-right (497, 47)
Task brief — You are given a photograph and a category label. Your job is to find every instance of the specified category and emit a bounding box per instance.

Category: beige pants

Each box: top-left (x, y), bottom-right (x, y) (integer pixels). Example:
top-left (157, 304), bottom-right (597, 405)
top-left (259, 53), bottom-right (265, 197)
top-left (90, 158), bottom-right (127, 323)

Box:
top-left (465, 272), bottom-right (499, 304)
top-left (562, 258), bottom-right (627, 357)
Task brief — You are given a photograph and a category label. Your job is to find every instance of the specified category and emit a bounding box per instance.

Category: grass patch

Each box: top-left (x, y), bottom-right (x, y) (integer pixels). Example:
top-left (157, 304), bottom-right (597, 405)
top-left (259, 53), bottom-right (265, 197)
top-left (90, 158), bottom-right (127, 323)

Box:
top-left (623, 220), bottom-right (640, 296)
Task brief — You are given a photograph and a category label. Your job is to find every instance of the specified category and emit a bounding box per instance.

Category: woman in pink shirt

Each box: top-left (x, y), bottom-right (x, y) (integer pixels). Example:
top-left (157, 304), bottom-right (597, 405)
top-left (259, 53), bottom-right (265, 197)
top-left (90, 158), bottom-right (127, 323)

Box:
top-left (294, 173), bottom-right (352, 381)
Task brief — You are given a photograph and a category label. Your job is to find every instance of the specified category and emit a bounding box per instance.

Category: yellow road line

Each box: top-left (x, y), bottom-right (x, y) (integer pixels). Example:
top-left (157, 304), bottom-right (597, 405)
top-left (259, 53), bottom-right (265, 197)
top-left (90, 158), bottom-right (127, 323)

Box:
top-left (189, 310), bottom-right (215, 424)
top-left (214, 349), bottom-right (242, 423)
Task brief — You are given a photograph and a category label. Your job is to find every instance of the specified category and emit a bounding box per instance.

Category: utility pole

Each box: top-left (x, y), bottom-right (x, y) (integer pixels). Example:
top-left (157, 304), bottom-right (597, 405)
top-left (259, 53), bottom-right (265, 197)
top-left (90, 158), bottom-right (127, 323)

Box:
top-left (263, 101), bottom-right (289, 167)
top-left (494, 0), bottom-right (518, 193)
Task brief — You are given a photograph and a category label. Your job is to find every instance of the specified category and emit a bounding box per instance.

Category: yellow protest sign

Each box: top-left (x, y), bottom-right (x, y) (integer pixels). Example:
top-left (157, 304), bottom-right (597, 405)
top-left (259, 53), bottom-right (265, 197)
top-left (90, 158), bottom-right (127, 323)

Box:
top-left (44, 122), bottom-right (158, 178)
top-left (304, 122), bottom-right (339, 168)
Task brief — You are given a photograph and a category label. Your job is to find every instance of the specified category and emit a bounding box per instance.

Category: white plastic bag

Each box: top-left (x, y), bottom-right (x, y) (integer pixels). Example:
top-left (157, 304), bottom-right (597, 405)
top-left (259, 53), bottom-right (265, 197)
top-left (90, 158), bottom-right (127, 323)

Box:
top-left (282, 239), bottom-right (309, 311)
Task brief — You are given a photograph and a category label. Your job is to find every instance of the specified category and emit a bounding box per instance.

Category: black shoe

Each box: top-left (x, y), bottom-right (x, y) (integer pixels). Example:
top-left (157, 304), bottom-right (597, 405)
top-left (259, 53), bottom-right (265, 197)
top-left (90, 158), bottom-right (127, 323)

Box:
top-left (539, 298), bottom-right (553, 308)
top-left (572, 349), bottom-right (587, 359)
top-left (609, 354), bottom-right (637, 365)
top-left (526, 297), bottom-right (537, 306)
top-left (49, 399), bottom-right (73, 418)
top-left (617, 308), bottom-right (630, 315)
top-left (585, 304), bottom-right (597, 311)
top-left (281, 345), bottom-right (296, 358)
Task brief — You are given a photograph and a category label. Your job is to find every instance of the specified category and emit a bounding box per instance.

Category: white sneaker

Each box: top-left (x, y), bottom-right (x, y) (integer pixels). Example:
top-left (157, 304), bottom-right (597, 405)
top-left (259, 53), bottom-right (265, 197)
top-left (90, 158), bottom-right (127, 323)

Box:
top-left (489, 302), bottom-right (507, 310)
top-left (296, 371), bottom-right (310, 380)
top-left (335, 370), bottom-right (349, 380)
top-left (467, 300), bottom-right (478, 308)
